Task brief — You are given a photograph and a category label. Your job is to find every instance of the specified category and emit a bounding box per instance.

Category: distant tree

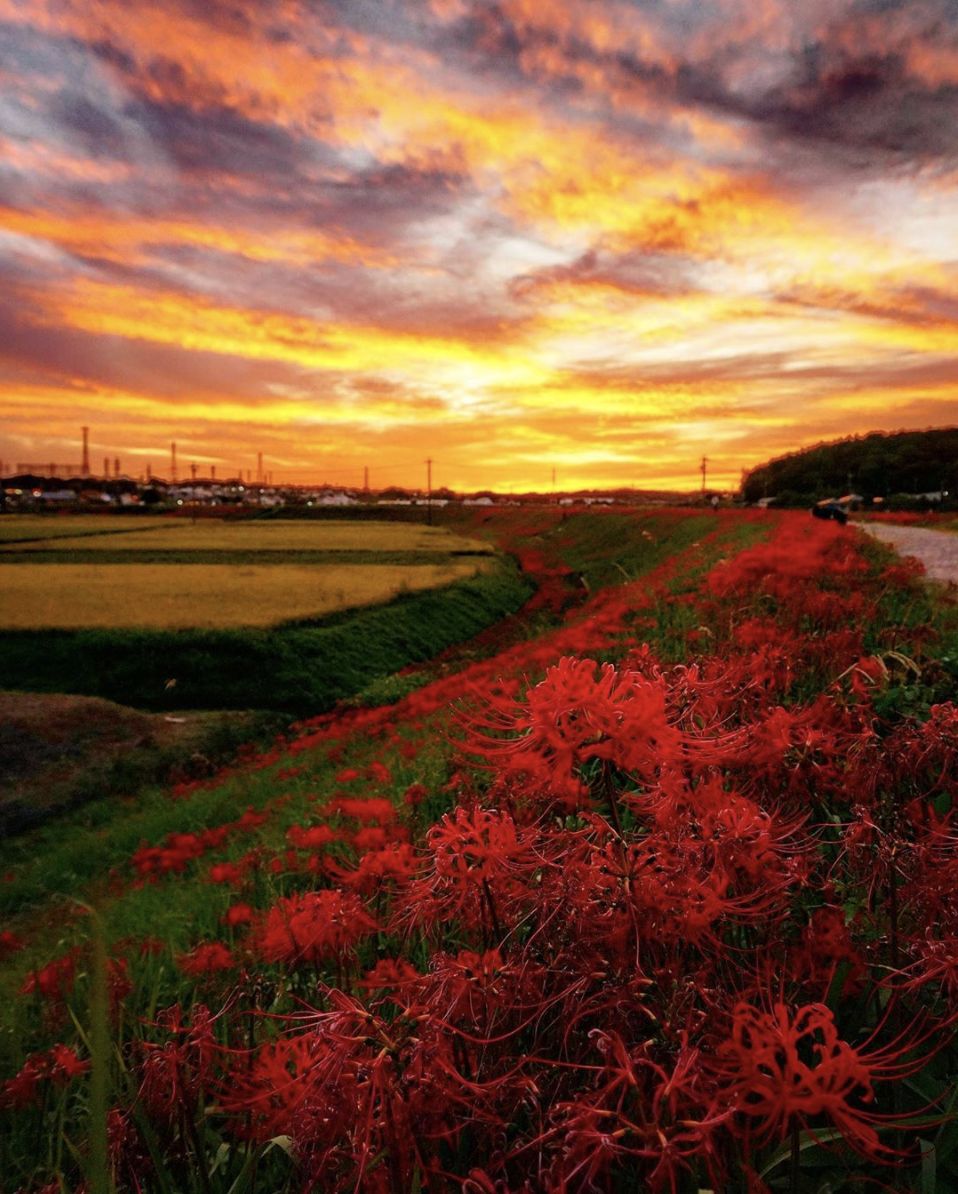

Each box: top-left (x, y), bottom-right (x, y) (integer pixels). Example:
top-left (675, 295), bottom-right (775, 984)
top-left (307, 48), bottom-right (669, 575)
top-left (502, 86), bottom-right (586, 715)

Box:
top-left (742, 428), bottom-right (958, 508)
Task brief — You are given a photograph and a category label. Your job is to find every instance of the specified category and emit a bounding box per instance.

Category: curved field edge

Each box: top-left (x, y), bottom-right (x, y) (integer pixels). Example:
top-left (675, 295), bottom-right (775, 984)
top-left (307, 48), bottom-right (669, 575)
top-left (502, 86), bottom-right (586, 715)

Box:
top-left (0, 555), bottom-right (531, 714)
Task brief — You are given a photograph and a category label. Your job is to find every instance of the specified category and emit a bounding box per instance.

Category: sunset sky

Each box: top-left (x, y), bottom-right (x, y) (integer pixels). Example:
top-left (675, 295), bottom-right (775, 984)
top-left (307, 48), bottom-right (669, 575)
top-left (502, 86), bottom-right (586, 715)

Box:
top-left (2, 0), bottom-right (958, 491)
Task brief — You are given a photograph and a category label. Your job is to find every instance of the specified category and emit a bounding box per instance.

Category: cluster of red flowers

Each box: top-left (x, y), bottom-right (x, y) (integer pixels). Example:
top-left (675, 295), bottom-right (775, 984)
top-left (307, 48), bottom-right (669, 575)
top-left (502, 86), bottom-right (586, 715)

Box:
top-left (4, 510), bottom-right (957, 1192)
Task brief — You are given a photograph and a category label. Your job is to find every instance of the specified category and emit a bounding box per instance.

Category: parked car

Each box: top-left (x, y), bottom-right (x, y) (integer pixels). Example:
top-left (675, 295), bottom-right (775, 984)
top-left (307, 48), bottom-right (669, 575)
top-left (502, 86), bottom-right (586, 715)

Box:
top-left (811, 500), bottom-right (848, 524)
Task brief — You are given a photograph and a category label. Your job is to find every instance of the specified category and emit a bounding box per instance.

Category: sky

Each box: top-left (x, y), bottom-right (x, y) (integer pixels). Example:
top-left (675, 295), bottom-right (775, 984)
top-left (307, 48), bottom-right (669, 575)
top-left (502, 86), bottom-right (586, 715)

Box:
top-left (1, 0), bottom-right (958, 492)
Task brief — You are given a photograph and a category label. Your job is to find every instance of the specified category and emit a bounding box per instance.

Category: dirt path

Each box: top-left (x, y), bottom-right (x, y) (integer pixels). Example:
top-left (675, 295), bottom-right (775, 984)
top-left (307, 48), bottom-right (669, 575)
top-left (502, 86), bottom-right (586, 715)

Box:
top-left (860, 523), bottom-right (958, 584)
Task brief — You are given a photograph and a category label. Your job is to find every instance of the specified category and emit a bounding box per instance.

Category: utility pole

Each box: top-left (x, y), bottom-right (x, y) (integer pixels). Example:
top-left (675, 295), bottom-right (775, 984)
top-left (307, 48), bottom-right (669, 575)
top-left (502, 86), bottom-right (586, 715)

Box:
top-left (257, 452), bottom-right (263, 484)
top-left (700, 456), bottom-right (708, 496)
top-left (191, 462), bottom-right (197, 481)
top-left (364, 465), bottom-right (369, 494)
top-left (426, 457), bottom-right (433, 526)
top-left (171, 442), bottom-right (177, 483)
top-left (81, 426), bottom-right (90, 477)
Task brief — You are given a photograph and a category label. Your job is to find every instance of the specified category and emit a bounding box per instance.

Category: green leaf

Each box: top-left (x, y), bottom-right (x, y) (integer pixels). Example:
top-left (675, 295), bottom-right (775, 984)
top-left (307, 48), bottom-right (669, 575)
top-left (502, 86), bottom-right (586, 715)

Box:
top-left (922, 1139), bottom-right (937, 1194)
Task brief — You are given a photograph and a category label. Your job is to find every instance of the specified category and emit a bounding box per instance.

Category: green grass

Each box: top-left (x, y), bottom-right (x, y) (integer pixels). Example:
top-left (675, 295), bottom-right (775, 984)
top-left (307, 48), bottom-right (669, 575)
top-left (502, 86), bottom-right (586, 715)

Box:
top-left (539, 509), bottom-right (717, 589)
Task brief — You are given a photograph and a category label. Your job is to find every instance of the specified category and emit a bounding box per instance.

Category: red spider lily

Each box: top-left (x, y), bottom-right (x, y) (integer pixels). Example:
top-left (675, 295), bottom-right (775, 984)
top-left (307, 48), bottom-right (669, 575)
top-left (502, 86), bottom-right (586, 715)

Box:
top-left (219, 1033), bottom-right (329, 1142)
top-left (20, 948), bottom-right (80, 1003)
top-left (224, 994), bottom-right (431, 1189)
top-left (465, 657), bottom-right (684, 805)
top-left (790, 908), bottom-right (866, 999)
top-left (900, 932), bottom-right (958, 1001)
top-left (359, 957), bottom-right (421, 993)
top-left (535, 1032), bottom-right (728, 1193)
top-left (138, 1004), bottom-right (220, 1126)
top-left (207, 862), bottom-right (247, 886)
top-left (398, 806), bottom-right (544, 940)
top-left (325, 796), bottom-right (398, 824)
top-left (1, 1044), bottom-right (89, 1109)
top-left (352, 825), bottom-right (389, 851)
top-left (367, 760), bottom-right (392, 784)
top-left (335, 842), bottom-right (418, 894)
top-left (257, 889), bottom-right (377, 967)
top-left (223, 902), bottom-right (254, 927)
top-left (177, 942), bottom-right (237, 977)
top-left (235, 806), bottom-right (269, 831)
top-left (0, 1055), bottom-right (45, 1109)
top-left (0, 929), bottom-right (23, 960)
top-left (285, 823), bottom-right (338, 850)
top-left (716, 1000), bottom-right (922, 1157)
top-left (413, 947), bottom-right (549, 1036)
top-left (403, 782), bottom-right (427, 807)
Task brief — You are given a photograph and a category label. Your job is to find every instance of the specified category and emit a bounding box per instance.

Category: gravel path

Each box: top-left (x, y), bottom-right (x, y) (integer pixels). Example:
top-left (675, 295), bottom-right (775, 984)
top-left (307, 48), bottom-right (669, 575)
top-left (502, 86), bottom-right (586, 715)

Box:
top-left (860, 523), bottom-right (958, 585)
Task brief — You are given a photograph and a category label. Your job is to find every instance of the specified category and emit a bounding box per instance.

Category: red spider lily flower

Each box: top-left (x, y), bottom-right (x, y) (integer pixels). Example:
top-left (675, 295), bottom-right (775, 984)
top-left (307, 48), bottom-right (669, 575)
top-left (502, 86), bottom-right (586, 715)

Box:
top-left (139, 1004), bottom-right (220, 1125)
top-left (0, 929), bottom-right (23, 960)
top-left (404, 782), bottom-right (427, 807)
top-left (223, 902), bottom-right (254, 927)
top-left (0, 1055), bottom-right (45, 1109)
top-left (257, 889), bottom-right (377, 967)
top-left (353, 826), bottom-right (389, 851)
top-left (398, 806), bottom-right (543, 938)
top-left (219, 1034), bottom-right (329, 1142)
top-left (335, 843), bottom-right (418, 894)
top-left (540, 1032), bottom-right (727, 1193)
top-left (367, 760), bottom-right (392, 784)
top-left (235, 806), bottom-right (268, 830)
top-left (177, 942), bottom-right (237, 977)
top-left (286, 823), bottom-right (337, 850)
top-left (360, 957), bottom-right (421, 993)
top-left (20, 948), bottom-right (80, 1003)
top-left (48, 1044), bottom-right (90, 1083)
top-left (901, 932), bottom-right (958, 1002)
top-left (791, 908), bottom-right (866, 999)
top-left (327, 796), bottom-right (398, 824)
top-left (717, 1001), bottom-right (913, 1157)
top-left (207, 862), bottom-right (247, 885)
top-left (335, 767), bottom-right (361, 783)
top-left (1, 1044), bottom-right (89, 1109)
top-left (465, 657), bottom-right (684, 803)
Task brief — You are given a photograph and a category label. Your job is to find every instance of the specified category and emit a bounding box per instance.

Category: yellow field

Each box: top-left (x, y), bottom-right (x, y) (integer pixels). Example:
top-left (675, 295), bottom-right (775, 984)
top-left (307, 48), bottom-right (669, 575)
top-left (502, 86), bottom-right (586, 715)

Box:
top-left (0, 560), bottom-right (493, 629)
top-left (0, 515), bottom-right (169, 542)
top-left (3, 520), bottom-right (492, 554)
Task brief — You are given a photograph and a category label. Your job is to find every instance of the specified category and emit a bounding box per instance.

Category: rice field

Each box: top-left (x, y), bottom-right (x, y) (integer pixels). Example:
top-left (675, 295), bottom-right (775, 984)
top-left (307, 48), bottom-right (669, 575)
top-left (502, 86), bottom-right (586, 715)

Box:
top-left (0, 519), bottom-right (492, 553)
top-left (0, 559), bottom-right (492, 629)
top-left (0, 515), bottom-right (169, 542)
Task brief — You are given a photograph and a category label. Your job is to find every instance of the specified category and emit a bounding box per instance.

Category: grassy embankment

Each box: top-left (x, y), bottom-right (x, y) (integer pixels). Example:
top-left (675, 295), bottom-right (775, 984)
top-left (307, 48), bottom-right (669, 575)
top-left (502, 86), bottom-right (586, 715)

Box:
top-left (0, 508), bottom-right (761, 947)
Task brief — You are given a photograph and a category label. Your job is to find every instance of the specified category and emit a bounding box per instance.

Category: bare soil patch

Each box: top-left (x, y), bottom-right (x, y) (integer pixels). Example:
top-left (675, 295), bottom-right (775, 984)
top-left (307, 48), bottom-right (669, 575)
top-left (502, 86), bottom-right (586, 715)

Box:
top-left (0, 692), bottom-right (272, 831)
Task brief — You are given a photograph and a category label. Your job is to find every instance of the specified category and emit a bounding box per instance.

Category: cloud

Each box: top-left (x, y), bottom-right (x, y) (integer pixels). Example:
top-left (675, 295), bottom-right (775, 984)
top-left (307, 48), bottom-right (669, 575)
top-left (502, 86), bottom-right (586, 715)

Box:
top-left (3, 0), bottom-right (958, 490)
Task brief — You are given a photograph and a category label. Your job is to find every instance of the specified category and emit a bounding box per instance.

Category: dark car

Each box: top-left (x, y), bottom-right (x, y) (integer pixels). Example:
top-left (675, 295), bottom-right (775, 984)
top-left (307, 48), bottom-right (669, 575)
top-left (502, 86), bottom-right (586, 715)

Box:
top-left (811, 501), bottom-right (848, 525)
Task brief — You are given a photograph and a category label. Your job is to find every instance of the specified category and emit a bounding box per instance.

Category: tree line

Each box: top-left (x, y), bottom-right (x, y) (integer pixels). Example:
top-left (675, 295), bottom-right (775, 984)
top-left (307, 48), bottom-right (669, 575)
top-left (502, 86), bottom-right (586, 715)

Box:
top-left (741, 427), bottom-right (958, 508)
